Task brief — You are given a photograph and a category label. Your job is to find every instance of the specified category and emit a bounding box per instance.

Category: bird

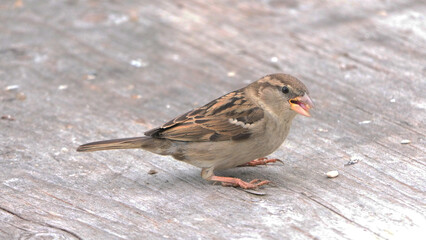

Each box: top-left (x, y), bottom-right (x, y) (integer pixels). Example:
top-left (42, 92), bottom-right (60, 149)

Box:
top-left (77, 73), bottom-right (314, 189)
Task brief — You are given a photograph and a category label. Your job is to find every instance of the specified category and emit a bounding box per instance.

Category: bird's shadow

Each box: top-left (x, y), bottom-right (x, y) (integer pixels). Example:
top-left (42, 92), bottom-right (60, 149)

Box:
top-left (134, 163), bottom-right (291, 195)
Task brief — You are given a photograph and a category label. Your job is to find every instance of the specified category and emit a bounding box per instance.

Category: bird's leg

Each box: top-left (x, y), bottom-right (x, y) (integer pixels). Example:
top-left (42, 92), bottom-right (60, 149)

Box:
top-left (201, 168), bottom-right (270, 189)
top-left (237, 157), bottom-right (283, 167)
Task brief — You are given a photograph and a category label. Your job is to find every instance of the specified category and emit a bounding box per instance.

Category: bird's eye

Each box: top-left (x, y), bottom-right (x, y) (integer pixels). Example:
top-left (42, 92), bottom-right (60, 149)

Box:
top-left (281, 86), bottom-right (289, 94)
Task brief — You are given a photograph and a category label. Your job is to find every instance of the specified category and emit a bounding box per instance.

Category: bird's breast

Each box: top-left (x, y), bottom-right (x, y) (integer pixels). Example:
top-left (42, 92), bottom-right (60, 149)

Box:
top-left (258, 113), bottom-right (294, 154)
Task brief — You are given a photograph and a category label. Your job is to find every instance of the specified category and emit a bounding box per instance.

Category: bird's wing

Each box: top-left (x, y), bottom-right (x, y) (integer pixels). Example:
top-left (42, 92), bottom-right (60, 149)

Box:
top-left (144, 89), bottom-right (264, 142)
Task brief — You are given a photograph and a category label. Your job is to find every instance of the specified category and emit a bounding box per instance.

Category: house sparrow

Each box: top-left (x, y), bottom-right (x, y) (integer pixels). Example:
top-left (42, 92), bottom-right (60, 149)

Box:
top-left (77, 73), bottom-right (314, 189)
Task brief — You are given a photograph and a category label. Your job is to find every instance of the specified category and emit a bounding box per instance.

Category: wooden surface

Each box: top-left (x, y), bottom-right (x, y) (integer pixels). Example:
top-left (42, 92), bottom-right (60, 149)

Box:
top-left (1, 0), bottom-right (425, 239)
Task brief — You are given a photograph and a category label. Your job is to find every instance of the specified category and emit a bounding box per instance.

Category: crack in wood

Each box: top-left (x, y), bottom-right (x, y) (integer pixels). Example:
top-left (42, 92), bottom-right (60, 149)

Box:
top-left (0, 206), bottom-right (83, 240)
top-left (296, 192), bottom-right (387, 240)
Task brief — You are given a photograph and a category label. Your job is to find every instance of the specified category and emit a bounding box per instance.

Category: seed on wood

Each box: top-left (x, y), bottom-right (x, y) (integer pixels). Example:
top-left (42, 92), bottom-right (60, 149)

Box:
top-left (1, 115), bottom-right (15, 121)
top-left (326, 170), bottom-right (339, 178)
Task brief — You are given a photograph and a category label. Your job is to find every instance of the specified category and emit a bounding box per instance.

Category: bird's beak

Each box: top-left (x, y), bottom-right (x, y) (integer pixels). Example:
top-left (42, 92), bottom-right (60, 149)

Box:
top-left (289, 93), bottom-right (314, 117)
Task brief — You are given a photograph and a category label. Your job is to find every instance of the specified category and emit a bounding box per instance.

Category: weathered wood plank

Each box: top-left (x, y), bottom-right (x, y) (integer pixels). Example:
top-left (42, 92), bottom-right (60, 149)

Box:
top-left (1, 0), bottom-right (425, 239)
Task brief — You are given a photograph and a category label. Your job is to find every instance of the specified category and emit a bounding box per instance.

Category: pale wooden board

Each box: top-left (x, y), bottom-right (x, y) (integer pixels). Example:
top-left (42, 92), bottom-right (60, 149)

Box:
top-left (1, 0), bottom-right (425, 239)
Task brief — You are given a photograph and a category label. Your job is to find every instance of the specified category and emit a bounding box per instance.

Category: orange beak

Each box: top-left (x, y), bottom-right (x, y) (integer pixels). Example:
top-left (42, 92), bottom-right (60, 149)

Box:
top-left (289, 94), bottom-right (314, 117)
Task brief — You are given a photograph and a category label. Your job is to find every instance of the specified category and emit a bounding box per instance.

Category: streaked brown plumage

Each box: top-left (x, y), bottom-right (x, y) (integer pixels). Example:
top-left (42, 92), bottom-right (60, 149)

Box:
top-left (77, 73), bottom-right (314, 189)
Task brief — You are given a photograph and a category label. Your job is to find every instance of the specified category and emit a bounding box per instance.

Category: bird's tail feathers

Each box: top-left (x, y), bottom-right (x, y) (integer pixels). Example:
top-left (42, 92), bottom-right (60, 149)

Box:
top-left (76, 137), bottom-right (150, 152)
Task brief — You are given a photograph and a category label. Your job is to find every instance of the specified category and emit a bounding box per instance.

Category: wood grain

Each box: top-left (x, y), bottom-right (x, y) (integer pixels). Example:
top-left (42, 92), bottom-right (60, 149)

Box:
top-left (1, 0), bottom-right (425, 239)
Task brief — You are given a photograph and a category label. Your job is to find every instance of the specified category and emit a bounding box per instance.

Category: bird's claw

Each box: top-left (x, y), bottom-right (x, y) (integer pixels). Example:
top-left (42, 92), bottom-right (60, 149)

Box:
top-left (220, 178), bottom-right (270, 189)
top-left (238, 158), bottom-right (284, 167)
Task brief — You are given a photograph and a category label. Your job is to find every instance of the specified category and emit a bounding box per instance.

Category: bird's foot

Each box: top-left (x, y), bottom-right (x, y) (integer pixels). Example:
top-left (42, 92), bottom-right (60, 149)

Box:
top-left (238, 157), bottom-right (283, 167)
top-left (211, 176), bottom-right (270, 189)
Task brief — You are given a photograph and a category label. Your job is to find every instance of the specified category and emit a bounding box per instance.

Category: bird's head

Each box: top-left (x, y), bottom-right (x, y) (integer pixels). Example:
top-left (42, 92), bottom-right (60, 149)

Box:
top-left (250, 73), bottom-right (314, 118)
